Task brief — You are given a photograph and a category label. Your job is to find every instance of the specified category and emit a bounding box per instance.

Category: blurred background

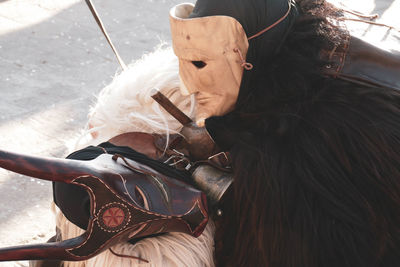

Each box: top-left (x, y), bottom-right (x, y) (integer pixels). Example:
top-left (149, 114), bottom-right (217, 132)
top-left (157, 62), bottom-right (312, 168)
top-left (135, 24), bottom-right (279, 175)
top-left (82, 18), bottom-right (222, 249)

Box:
top-left (0, 0), bottom-right (398, 266)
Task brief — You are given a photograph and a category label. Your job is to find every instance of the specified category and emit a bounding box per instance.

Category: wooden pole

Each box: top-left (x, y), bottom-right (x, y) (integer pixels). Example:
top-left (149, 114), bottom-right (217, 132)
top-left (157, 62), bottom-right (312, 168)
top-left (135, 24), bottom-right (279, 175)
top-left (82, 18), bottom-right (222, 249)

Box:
top-left (151, 90), bottom-right (193, 125)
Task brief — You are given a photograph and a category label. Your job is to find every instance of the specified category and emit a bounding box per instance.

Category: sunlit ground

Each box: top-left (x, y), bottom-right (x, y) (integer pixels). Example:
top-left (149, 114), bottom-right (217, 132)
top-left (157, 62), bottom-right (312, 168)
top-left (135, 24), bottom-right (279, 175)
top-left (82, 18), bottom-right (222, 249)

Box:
top-left (0, 0), bottom-right (186, 266)
top-left (0, 0), bottom-right (80, 35)
top-left (330, 0), bottom-right (400, 50)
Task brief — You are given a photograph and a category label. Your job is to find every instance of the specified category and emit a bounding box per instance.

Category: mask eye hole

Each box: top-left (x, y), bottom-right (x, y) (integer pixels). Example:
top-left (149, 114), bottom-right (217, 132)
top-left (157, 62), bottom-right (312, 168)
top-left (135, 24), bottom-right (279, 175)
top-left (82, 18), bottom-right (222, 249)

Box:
top-left (192, 61), bottom-right (207, 69)
top-left (135, 185), bottom-right (149, 210)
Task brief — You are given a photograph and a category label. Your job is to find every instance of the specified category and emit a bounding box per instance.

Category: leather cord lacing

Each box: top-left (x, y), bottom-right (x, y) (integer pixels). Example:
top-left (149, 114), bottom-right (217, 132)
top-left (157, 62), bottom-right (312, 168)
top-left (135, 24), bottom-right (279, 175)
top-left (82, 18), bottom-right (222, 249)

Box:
top-left (247, 1), bottom-right (293, 40)
top-left (339, 7), bottom-right (400, 32)
top-left (233, 48), bottom-right (254, 70)
top-left (109, 248), bottom-right (149, 263)
top-left (235, 0), bottom-right (292, 70)
top-left (235, 2), bottom-right (400, 71)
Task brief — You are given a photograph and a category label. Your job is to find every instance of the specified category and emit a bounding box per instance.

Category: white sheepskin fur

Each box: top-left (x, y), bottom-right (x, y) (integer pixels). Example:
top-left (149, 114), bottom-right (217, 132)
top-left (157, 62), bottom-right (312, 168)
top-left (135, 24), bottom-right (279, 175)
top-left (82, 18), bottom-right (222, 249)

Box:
top-left (83, 44), bottom-right (195, 143)
top-left (57, 45), bottom-right (215, 267)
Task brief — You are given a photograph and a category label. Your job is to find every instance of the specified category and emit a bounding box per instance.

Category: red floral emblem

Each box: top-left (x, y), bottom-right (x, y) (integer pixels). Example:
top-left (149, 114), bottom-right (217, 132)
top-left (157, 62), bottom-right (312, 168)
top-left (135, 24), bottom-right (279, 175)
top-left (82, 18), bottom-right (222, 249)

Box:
top-left (97, 203), bottom-right (130, 232)
top-left (102, 207), bottom-right (126, 228)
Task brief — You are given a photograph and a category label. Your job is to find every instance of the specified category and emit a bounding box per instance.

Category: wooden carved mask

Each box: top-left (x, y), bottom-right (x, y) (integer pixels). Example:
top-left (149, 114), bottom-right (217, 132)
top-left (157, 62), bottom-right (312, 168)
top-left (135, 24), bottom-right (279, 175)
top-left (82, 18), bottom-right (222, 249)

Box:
top-left (170, 3), bottom-right (249, 126)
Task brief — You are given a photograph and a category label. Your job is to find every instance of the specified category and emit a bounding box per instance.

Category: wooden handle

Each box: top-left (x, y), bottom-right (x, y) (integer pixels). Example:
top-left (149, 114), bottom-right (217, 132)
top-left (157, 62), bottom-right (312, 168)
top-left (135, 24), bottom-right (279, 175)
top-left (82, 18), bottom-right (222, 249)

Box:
top-left (151, 91), bottom-right (193, 125)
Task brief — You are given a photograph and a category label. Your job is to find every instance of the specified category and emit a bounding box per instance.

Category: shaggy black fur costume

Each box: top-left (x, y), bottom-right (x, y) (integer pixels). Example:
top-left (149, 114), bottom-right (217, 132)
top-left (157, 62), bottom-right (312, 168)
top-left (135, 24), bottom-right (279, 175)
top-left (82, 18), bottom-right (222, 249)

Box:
top-left (195, 0), bottom-right (400, 266)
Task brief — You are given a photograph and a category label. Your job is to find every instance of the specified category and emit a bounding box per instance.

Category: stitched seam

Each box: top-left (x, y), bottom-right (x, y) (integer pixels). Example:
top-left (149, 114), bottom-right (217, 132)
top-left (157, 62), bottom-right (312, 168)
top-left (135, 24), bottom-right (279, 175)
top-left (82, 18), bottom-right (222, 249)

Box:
top-left (94, 173), bottom-right (171, 219)
top-left (64, 177), bottom-right (98, 255)
top-left (335, 22), bottom-right (350, 76)
top-left (71, 177), bottom-right (97, 215)
top-left (175, 199), bottom-right (208, 235)
top-left (66, 217), bottom-right (191, 258)
top-left (65, 172), bottom-right (206, 258)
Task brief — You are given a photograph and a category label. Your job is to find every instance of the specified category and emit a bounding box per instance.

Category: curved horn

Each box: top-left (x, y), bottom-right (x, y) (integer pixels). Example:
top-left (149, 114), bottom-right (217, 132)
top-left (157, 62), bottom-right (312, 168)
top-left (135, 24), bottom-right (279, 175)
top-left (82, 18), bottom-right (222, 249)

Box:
top-left (0, 235), bottom-right (90, 262)
top-left (0, 150), bottom-right (93, 183)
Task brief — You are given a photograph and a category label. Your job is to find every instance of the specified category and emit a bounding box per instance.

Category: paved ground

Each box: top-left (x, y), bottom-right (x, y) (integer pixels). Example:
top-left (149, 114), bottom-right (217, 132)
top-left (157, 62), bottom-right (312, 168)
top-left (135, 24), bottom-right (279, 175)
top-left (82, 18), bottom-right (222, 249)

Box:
top-left (0, 0), bottom-right (191, 266)
top-left (0, 0), bottom-right (398, 266)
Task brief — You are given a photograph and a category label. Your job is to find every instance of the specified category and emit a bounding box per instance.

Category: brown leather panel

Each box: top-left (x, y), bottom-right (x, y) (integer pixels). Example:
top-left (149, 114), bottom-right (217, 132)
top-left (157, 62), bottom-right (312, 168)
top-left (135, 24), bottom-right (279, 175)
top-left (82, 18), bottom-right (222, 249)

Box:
top-left (323, 34), bottom-right (400, 90)
top-left (108, 132), bottom-right (162, 160)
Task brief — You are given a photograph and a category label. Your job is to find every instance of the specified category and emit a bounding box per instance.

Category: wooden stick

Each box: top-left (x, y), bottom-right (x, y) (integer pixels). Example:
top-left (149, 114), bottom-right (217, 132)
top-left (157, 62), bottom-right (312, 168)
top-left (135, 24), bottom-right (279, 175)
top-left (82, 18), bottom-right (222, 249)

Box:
top-left (85, 0), bottom-right (127, 70)
top-left (151, 90), bottom-right (192, 125)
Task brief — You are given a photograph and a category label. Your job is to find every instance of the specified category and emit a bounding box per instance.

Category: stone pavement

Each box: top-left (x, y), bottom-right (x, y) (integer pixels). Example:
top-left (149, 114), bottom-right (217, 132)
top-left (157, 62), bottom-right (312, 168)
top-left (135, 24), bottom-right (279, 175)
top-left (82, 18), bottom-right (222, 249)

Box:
top-left (0, 0), bottom-right (398, 266)
top-left (0, 0), bottom-right (192, 266)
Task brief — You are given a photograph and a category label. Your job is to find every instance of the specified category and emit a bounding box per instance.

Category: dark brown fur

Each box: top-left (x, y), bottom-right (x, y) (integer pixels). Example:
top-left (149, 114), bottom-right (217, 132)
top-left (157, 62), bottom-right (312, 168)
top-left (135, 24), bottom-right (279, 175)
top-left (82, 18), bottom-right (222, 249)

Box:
top-left (207, 0), bottom-right (400, 266)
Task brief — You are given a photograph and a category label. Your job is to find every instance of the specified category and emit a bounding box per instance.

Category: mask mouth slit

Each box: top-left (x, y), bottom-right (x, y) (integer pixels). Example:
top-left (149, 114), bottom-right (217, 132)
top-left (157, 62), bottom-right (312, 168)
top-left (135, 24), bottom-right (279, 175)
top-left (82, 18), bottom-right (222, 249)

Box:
top-left (192, 61), bottom-right (207, 69)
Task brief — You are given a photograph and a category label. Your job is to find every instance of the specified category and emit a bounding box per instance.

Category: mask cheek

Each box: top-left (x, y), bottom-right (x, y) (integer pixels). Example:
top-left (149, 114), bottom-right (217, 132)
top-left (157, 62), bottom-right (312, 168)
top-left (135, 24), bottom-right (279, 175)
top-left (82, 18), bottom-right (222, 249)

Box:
top-left (179, 75), bottom-right (191, 96)
top-left (179, 59), bottom-right (201, 95)
top-left (178, 58), bottom-right (240, 126)
top-left (180, 59), bottom-right (216, 94)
